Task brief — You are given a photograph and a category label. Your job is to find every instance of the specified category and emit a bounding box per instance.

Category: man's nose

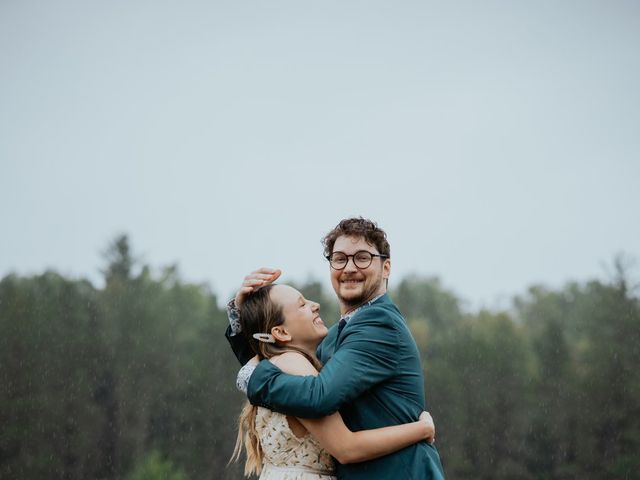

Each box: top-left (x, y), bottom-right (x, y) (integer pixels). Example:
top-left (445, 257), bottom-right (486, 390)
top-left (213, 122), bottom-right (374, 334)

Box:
top-left (343, 256), bottom-right (358, 272)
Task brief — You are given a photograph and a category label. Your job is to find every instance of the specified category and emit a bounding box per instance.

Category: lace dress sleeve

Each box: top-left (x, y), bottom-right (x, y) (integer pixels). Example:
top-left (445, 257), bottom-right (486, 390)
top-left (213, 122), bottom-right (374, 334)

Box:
top-left (236, 361), bottom-right (257, 394)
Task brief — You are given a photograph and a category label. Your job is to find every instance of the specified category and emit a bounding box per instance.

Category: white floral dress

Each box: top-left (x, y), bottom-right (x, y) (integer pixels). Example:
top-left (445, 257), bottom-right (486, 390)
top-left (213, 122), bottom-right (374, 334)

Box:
top-left (256, 407), bottom-right (336, 480)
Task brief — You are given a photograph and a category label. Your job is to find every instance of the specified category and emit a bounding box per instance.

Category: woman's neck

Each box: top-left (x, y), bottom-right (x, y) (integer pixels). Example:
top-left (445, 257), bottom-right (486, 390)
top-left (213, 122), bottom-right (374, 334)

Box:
top-left (292, 342), bottom-right (318, 360)
top-left (284, 341), bottom-right (321, 367)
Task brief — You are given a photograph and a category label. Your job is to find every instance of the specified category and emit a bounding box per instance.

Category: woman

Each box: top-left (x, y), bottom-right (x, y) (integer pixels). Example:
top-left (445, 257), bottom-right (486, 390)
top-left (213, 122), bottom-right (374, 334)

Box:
top-left (230, 283), bottom-right (434, 479)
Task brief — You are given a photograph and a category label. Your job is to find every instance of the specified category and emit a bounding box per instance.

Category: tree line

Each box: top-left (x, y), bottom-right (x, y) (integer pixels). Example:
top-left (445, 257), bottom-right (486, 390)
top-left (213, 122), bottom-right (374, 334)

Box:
top-left (0, 236), bottom-right (638, 480)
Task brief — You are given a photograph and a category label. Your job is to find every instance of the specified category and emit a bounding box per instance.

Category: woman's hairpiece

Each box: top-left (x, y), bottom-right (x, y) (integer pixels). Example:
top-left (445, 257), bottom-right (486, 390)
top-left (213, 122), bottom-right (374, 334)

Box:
top-left (252, 333), bottom-right (276, 344)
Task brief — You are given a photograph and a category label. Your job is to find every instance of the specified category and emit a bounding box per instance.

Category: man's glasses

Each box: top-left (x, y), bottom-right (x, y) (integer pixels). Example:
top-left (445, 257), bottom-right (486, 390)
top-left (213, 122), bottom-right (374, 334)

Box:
top-left (325, 251), bottom-right (389, 270)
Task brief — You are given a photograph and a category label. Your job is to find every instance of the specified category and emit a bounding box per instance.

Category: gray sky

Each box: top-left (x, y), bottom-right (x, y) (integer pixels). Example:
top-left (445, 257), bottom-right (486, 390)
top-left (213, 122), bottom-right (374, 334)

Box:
top-left (1, 0), bottom-right (639, 310)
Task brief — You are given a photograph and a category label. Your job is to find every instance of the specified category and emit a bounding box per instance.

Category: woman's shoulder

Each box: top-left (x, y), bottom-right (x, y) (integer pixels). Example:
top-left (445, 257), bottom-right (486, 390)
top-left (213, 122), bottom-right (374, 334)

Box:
top-left (269, 351), bottom-right (319, 377)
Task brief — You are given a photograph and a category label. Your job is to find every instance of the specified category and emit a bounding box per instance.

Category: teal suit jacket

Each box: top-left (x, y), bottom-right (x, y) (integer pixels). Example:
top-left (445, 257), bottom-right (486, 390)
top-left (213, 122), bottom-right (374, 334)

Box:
top-left (247, 294), bottom-right (445, 479)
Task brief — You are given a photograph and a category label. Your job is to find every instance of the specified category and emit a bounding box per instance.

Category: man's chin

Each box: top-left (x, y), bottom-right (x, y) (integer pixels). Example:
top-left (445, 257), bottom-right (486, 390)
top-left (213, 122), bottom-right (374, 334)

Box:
top-left (338, 290), bottom-right (365, 307)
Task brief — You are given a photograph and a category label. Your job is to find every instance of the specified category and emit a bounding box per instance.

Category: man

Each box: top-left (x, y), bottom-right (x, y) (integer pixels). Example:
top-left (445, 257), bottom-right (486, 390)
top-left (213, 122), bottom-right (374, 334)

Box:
top-left (226, 217), bottom-right (445, 479)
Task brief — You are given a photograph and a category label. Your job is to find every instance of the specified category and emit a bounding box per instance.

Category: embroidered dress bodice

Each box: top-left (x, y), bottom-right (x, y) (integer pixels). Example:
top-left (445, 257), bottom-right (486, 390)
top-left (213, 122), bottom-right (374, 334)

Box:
top-left (256, 407), bottom-right (336, 480)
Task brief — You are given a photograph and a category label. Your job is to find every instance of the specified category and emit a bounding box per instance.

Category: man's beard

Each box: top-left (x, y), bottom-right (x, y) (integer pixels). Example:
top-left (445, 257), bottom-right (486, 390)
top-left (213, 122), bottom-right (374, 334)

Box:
top-left (339, 292), bottom-right (366, 309)
top-left (337, 277), bottom-right (383, 310)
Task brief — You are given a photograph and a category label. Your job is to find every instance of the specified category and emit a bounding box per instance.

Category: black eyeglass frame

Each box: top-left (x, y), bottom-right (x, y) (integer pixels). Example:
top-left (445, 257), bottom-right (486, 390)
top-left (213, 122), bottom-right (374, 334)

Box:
top-left (325, 250), bottom-right (389, 270)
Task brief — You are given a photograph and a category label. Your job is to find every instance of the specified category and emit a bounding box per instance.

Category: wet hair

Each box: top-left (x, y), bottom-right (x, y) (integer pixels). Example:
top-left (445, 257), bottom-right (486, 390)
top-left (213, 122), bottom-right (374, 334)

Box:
top-left (322, 217), bottom-right (391, 258)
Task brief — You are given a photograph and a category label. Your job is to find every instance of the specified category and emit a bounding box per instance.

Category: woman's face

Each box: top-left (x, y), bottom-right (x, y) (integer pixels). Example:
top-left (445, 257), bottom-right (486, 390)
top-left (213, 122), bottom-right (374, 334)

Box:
top-left (269, 285), bottom-right (328, 349)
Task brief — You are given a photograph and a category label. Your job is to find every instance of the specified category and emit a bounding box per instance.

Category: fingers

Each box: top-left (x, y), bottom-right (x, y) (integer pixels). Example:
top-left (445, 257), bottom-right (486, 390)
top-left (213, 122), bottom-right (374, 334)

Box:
top-left (245, 268), bottom-right (281, 284)
top-left (420, 411), bottom-right (436, 444)
top-left (234, 286), bottom-right (255, 308)
top-left (419, 411), bottom-right (433, 422)
top-left (235, 268), bottom-right (282, 307)
top-left (242, 268), bottom-right (282, 288)
top-left (242, 278), bottom-right (266, 288)
top-left (270, 269), bottom-right (282, 282)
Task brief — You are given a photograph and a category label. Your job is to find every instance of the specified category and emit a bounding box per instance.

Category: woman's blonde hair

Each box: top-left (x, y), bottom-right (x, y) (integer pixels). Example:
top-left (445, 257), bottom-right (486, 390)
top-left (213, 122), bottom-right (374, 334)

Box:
top-left (230, 401), bottom-right (263, 476)
top-left (229, 285), bottom-right (322, 476)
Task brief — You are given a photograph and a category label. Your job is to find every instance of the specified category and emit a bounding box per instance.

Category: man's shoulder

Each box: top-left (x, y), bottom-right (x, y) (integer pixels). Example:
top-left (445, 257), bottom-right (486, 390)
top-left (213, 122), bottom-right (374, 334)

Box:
top-left (347, 308), bottom-right (403, 340)
top-left (352, 296), bottom-right (404, 324)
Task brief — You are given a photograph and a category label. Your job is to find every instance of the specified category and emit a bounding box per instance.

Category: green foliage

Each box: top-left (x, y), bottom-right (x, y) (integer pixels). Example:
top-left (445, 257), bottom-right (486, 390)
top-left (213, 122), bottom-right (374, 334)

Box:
top-left (0, 238), bottom-right (638, 480)
top-left (126, 451), bottom-right (187, 480)
top-left (426, 311), bottom-right (532, 479)
top-left (394, 274), bottom-right (463, 334)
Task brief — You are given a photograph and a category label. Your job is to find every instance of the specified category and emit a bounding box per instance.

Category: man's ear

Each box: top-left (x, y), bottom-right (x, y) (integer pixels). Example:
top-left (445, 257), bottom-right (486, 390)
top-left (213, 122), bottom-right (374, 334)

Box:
top-left (382, 258), bottom-right (391, 280)
top-left (271, 325), bottom-right (292, 343)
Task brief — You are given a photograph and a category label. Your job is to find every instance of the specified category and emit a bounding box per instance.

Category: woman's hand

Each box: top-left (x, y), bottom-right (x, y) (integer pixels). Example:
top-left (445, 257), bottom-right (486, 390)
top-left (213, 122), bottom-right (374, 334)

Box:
top-left (234, 268), bottom-right (282, 309)
top-left (419, 411), bottom-right (436, 444)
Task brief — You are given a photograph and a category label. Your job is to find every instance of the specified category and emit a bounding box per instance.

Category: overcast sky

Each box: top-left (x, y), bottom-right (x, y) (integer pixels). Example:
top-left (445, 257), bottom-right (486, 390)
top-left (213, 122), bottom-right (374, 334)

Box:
top-left (1, 1), bottom-right (639, 310)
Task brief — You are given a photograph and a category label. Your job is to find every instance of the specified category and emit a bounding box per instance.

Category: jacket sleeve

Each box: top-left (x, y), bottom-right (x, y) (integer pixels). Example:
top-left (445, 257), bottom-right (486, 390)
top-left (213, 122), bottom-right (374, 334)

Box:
top-left (225, 324), bottom-right (255, 366)
top-left (247, 306), bottom-right (399, 418)
top-left (224, 299), bottom-right (256, 366)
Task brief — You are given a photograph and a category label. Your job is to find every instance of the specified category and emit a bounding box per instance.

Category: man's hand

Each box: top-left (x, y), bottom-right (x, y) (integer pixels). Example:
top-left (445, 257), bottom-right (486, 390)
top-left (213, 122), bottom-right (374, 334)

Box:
top-left (419, 411), bottom-right (436, 444)
top-left (234, 268), bottom-right (282, 309)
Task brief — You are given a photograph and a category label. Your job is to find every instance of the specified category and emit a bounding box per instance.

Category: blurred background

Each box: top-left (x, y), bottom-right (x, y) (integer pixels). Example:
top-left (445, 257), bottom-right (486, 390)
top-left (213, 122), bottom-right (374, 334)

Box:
top-left (1, 1), bottom-right (638, 479)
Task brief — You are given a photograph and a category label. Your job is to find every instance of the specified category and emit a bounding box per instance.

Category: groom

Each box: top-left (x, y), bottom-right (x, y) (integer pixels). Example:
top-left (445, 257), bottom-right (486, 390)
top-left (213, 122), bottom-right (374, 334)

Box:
top-left (226, 217), bottom-right (445, 479)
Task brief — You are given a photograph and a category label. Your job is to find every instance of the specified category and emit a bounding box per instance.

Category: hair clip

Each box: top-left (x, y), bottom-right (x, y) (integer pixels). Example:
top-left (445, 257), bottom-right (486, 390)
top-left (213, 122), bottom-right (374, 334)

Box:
top-left (252, 333), bottom-right (276, 344)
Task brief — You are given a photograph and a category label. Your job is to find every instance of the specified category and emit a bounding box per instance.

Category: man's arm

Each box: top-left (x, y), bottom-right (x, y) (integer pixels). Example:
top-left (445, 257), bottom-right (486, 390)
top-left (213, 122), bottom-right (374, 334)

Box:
top-left (247, 306), bottom-right (399, 418)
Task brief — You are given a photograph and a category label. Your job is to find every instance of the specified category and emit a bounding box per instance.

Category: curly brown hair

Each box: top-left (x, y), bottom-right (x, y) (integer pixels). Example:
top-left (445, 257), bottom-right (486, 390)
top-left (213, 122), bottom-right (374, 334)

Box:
top-left (322, 217), bottom-right (391, 258)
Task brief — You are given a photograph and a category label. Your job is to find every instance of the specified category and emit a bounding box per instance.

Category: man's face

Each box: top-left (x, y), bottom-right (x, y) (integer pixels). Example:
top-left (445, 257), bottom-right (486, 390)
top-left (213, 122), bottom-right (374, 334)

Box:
top-left (329, 235), bottom-right (390, 310)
